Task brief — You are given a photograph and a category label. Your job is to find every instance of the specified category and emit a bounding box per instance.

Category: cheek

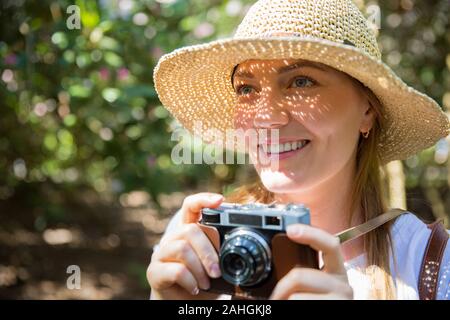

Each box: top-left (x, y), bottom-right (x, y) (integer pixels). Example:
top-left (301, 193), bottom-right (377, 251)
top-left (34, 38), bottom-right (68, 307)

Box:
top-left (233, 103), bottom-right (256, 130)
top-left (286, 95), bottom-right (361, 164)
top-left (286, 95), bottom-right (338, 137)
top-left (287, 92), bottom-right (360, 135)
top-left (306, 107), bottom-right (361, 166)
top-left (233, 104), bottom-right (259, 155)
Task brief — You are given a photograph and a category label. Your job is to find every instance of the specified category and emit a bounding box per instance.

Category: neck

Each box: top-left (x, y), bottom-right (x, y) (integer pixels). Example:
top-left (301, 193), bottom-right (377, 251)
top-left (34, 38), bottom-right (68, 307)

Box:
top-left (274, 158), bottom-right (365, 261)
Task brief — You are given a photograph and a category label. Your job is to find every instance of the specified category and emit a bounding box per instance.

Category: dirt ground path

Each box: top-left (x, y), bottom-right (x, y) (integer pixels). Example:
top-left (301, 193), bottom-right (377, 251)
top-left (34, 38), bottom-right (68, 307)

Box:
top-left (0, 190), bottom-right (180, 299)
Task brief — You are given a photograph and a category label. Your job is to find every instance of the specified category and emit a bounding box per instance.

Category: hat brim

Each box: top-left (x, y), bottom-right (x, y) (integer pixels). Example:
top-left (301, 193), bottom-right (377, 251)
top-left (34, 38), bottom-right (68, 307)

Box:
top-left (153, 36), bottom-right (450, 165)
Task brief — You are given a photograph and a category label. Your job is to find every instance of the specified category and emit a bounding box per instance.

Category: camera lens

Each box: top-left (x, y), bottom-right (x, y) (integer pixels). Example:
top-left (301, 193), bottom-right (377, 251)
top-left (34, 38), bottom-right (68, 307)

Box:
top-left (225, 253), bottom-right (247, 274)
top-left (219, 228), bottom-right (271, 287)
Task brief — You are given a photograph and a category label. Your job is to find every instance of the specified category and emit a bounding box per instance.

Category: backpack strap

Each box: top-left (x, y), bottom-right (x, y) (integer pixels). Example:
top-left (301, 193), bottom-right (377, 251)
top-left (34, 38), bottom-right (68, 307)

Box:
top-left (418, 220), bottom-right (449, 300)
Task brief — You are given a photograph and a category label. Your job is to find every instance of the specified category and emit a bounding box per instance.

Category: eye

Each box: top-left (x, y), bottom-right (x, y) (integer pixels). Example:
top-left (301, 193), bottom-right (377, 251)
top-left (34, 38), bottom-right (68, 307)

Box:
top-left (290, 76), bottom-right (316, 88)
top-left (235, 84), bottom-right (255, 96)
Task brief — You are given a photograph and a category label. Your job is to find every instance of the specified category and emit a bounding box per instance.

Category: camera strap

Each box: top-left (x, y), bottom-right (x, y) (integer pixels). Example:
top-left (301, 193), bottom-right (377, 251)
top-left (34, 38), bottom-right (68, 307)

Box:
top-left (335, 208), bottom-right (407, 244)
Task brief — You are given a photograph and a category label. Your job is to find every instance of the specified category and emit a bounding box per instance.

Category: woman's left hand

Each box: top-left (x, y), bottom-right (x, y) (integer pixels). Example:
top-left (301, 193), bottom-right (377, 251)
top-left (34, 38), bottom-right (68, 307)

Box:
top-left (270, 224), bottom-right (354, 300)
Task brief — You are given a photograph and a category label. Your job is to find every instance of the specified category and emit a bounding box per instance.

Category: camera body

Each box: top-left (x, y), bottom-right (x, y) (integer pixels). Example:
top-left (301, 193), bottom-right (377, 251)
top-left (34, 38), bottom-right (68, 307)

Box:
top-left (198, 202), bottom-right (319, 299)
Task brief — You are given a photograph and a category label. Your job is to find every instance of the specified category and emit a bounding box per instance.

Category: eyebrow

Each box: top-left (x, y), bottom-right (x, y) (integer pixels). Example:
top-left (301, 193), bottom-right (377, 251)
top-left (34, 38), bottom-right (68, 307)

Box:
top-left (233, 60), bottom-right (328, 80)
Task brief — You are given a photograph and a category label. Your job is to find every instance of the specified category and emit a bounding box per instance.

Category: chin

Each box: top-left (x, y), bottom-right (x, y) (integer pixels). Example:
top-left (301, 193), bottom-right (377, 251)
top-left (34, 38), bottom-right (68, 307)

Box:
top-left (259, 170), bottom-right (304, 194)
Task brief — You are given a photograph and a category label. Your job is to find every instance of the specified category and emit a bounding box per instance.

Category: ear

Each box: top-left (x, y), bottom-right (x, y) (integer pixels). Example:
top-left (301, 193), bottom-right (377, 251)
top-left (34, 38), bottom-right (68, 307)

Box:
top-left (359, 92), bottom-right (377, 133)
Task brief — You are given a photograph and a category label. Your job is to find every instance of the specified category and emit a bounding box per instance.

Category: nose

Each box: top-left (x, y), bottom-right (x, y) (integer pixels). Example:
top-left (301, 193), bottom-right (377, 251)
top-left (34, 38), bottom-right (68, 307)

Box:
top-left (253, 91), bottom-right (290, 129)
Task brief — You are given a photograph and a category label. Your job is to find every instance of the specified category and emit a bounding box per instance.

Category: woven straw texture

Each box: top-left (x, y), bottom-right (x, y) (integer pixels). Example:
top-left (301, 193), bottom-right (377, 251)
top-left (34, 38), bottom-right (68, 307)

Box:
top-left (153, 0), bottom-right (450, 165)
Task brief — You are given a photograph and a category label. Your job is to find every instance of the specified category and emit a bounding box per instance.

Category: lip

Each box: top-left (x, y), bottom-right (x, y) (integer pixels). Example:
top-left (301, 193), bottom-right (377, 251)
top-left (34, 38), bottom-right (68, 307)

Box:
top-left (258, 140), bottom-right (311, 162)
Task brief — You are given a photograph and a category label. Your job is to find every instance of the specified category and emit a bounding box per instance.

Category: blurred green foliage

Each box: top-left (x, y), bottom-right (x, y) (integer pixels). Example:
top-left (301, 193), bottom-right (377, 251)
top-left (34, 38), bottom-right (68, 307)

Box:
top-left (0, 0), bottom-right (251, 211)
top-left (0, 0), bottom-right (449, 216)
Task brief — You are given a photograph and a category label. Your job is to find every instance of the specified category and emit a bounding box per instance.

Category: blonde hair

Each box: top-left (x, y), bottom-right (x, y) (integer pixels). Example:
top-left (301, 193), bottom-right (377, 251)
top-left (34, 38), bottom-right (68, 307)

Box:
top-left (225, 73), bottom-right (397, 299)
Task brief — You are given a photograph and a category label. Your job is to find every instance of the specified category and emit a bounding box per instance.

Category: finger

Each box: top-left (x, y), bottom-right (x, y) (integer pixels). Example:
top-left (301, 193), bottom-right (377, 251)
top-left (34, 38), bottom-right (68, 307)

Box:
top-left (181, 193), bottom-right (224, 224)
top-left (156, 239), bottom-right (210, 290)
top-left (286, 224), bottom-right (345, 274)
top-left (287, 293), bottom-right (345, 300)
top-left (147, 261), bottom-right (200, 296)
top-left (163, 223), bottom-right (221, 278)
top-left (269, 268), bottom-right (347, 300)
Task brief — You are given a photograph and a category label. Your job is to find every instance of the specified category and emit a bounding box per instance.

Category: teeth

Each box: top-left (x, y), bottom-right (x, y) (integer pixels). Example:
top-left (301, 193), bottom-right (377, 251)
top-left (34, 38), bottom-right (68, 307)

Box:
top-left (284, 142), bottom-right (292, 152)
top-left (261, 140), bottom-right (309, 154)
top-left (269, 144), bottom-right (281, 153)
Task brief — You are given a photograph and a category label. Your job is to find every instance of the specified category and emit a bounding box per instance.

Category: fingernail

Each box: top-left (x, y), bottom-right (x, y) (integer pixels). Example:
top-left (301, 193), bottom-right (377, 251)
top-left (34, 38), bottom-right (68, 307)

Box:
top-left (287, 224), bottom-right (303, 237)
top-left (200, 280), bottom-right (210, 291)
top-left (208, 194), bottom-right (223, 202)
top-left (210, 263), bottom-right (221, 278)
top-left (191, 287), bottom-right (199, 295)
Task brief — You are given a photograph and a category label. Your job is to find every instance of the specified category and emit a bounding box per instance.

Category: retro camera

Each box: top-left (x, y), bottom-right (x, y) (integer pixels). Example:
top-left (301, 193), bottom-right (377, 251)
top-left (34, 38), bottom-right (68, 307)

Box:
top-left (199, 202), bottom-right (319, 299)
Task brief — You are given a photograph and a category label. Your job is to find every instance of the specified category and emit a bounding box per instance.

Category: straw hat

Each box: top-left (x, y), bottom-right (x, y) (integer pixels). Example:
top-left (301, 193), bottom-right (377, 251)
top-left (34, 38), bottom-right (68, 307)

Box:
top-left (153, 0), bottom-right (450, 165)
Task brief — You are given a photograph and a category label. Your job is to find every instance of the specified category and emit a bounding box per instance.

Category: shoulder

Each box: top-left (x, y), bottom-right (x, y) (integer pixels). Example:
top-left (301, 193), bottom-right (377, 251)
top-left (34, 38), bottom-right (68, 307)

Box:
top-left (390, 212), bottom-right (433, 275)
top-left (390, 212), bottom-right (450, 258)
top-left (390, 212), bottom-right (432, 251)
top-left (390, 212), bottom-right (450, 299)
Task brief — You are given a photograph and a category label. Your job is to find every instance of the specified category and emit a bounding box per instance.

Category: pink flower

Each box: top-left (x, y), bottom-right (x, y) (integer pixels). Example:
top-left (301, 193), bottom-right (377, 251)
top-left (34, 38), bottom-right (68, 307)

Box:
top-left (99, 67), bottom-right (110, 81)
top-left (117, 67), bottom-right (129, 81)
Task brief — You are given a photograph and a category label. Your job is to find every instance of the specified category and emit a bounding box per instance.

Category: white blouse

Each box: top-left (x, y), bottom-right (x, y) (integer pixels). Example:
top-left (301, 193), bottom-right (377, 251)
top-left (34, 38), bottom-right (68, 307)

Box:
top-left (345, 212), bottom-right (450, 300)
top-left (159, 210), bottom-right (450, 299)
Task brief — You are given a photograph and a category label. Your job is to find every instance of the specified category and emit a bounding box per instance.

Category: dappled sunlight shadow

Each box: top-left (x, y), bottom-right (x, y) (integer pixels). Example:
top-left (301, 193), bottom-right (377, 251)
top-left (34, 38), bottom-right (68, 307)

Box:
top-left (19, 272), bottom-right (127, 299)
top-left (232, 58), bottom-right (336, 173)
top-left (0, 229), bottom-right (41, 246)
top-left (42, 228), bottom-right (82, 246)
top-left (0, 192), bottom-right (180, 299)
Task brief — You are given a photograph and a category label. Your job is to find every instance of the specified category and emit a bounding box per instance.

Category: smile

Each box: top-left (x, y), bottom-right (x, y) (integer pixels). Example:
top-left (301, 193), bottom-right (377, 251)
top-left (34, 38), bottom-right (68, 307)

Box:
top-left (259, 139), bottom-right (310, 154)
top-left (258, 139), bottom-right (311, 161)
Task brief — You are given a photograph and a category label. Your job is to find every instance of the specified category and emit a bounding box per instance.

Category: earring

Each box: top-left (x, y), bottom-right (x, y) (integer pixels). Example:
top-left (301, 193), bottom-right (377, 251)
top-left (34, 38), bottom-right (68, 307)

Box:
top-left (362, 129), bottom-right (370, 139)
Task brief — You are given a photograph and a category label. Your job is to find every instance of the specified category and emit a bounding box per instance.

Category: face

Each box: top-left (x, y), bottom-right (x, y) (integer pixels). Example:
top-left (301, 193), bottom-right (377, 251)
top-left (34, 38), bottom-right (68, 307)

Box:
top-left (232, 59), bottom-right (375, 194)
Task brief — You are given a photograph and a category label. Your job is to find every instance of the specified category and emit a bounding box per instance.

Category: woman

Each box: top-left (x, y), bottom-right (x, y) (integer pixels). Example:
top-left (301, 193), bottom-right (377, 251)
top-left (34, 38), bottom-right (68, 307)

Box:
top-left (147, 0), bottom-right (450, 299)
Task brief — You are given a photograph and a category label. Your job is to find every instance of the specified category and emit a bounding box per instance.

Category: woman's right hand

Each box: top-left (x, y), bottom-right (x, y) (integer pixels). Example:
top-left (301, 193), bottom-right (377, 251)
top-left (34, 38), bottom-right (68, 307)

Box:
top-left (147, 192), bottom-right (224, 300)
